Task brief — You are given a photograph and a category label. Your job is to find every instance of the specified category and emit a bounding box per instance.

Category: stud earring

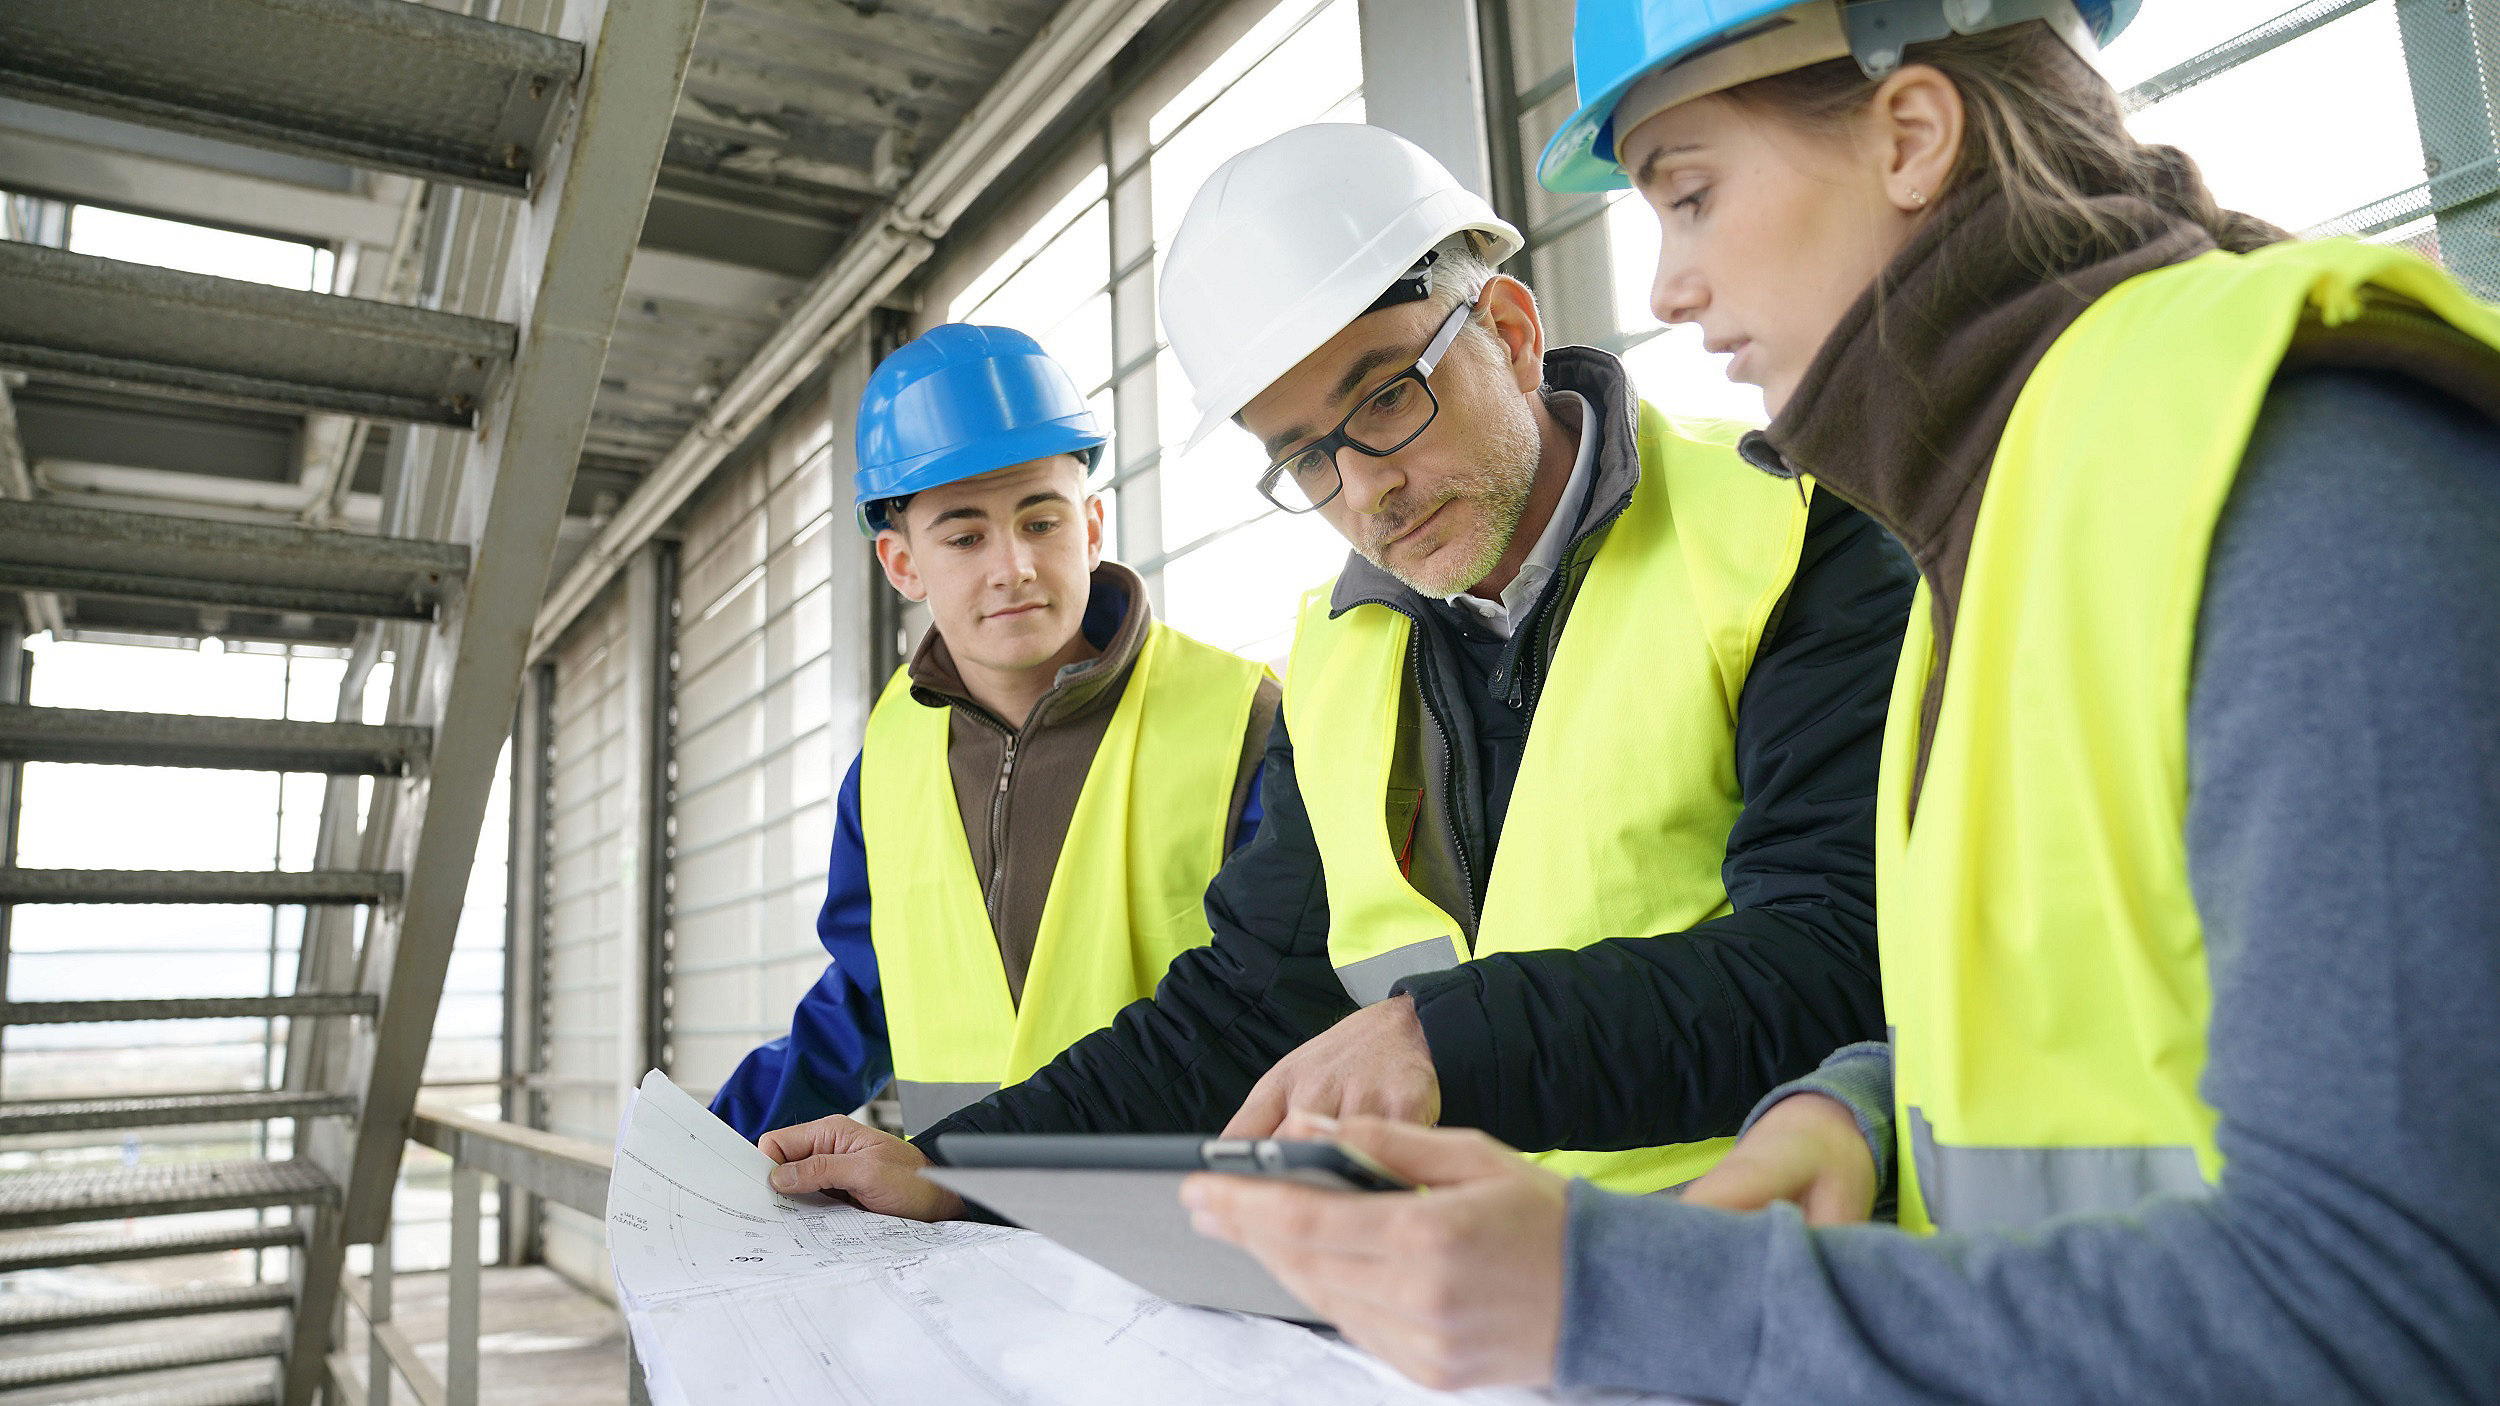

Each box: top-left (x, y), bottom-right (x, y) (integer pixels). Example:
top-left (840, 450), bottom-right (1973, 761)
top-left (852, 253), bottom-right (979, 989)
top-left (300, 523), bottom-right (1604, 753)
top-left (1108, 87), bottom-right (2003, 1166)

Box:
top-left (1909, 189), bottom-right (1929, 208)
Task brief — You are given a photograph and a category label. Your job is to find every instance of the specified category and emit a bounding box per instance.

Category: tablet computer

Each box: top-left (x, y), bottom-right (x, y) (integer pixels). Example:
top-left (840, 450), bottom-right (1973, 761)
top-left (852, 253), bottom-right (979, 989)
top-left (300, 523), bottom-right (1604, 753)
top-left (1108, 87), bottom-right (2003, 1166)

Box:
top-left (920, 1135), bottom-right (1409, 1322)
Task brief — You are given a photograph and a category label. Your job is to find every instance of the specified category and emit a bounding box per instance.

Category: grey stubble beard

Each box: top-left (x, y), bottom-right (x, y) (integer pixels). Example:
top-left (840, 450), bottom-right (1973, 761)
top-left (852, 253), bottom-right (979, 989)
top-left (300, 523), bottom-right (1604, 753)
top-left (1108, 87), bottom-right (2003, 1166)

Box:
top-left (1359, 391), bottom-right (1542, 599)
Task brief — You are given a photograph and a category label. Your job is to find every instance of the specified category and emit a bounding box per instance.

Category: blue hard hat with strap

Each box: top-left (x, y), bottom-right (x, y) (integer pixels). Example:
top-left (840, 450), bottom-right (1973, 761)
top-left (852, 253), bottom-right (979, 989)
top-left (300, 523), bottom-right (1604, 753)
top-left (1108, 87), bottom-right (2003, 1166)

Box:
top-left (853, 323), bottom-right (1108, 535)
top-left (1538, 0), bottom-right (2139, 194)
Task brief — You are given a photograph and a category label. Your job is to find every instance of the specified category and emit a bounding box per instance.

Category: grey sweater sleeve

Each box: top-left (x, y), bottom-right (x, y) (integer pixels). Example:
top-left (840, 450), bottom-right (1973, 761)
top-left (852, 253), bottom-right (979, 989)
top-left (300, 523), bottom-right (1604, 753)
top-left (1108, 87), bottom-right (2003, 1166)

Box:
top-left (1555, 367), bottom-right (2500, 1404)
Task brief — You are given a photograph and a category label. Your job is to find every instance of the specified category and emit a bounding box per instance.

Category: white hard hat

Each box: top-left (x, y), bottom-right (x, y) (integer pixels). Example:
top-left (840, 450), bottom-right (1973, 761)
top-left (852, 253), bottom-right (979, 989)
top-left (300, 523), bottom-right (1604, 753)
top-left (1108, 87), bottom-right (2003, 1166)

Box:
top-left (1159, 124), bottom-right (1524, 454)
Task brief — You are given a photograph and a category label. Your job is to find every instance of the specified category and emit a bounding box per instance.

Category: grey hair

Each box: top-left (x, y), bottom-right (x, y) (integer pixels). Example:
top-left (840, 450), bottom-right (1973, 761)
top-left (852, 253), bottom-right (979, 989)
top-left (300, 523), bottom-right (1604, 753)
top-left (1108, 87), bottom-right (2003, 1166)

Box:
top-left (1421, 231), bottom-right (1511, 353)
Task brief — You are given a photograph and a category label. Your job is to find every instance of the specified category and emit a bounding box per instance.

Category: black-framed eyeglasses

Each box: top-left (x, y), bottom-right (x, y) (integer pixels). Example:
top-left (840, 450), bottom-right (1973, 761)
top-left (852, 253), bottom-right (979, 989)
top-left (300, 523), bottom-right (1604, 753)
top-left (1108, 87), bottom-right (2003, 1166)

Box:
top-left (1256, 293), bottom-right (1480, 515)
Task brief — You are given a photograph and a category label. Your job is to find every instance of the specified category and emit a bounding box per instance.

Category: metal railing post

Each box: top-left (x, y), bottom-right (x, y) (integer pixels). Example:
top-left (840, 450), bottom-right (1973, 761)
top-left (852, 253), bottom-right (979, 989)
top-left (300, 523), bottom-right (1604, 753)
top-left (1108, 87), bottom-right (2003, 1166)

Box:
top-left (450, 1163), bottom-right (482, 1406)
top-left (367, 1224), bottom-right (393, 1406)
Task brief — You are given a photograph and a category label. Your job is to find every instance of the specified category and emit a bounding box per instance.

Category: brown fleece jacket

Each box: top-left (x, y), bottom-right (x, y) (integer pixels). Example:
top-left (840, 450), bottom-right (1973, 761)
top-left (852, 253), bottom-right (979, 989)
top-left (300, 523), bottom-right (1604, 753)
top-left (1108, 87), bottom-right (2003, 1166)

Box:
top-left (904, 559), bottom-right (1280, 1003)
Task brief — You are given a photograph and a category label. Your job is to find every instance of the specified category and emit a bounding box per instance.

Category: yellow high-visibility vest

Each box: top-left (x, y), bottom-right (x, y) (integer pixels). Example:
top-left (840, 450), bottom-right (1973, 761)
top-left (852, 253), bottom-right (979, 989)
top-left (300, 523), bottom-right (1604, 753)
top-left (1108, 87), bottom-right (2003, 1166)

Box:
top-left (1285, 404), bottom-right (1812, 1193)
top-left (864, 621), bottom-right (1268, 1135)
top-left (1882, 240), bottom-right (2500, 1231)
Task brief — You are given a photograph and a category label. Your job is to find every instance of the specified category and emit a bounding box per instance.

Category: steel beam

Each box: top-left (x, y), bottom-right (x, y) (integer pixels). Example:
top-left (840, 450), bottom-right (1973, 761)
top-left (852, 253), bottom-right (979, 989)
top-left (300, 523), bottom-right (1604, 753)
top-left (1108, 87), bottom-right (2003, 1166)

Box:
top-left (502, 663), bottom-right (554, 1266)
top-left (2120, 0), bottom-right (2377, 111)
top-left (0, 242), bottom-right (514, 426)
top-left (0, 382), bottom-right (65, 638)
top-left (0, 0), bottom-right (581, 193)
top-left (0, 1284), bottom-right (294, 1335)
top-left (0, 500), bottom-right (466, 621)
top-left (0, 704), bottom-right (428, 774)
top-left (2, 993), bottom-right (375, 1023)
top-left (2397, 0), bottom-right (2500, 296)
top-left (0, 1223), bottom-right (302, 1273)
top-left (618, 544), bottom-right (675, 1091)
top-left (86, 1384), bottom-right (277, 1406)
top-left (0, 868), bottom-right (399, 904)
top-left (0, 1090), bottom-right (355, 1136)
top-left (0, 1157), bottom-right (335, 1231)
top-left (0, 126), bottom-right (409, 248)
top-left (0, 1334), bottom-right (287, 1393)
top-left (1105, 93), bottom-right (1166, 613)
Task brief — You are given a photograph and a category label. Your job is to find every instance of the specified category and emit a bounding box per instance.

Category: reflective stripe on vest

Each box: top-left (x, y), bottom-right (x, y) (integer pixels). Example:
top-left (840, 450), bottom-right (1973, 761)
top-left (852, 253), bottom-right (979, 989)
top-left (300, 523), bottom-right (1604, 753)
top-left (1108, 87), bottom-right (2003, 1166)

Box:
top-left (897, 1080), bottom-right (999, 1134)
top-left (1286, 404), bottom-right (1811, 1194)
top-left (865, 621), bottom-right (1269, 1137)
top-left (1881, 241), bottom-right (2500, 1232)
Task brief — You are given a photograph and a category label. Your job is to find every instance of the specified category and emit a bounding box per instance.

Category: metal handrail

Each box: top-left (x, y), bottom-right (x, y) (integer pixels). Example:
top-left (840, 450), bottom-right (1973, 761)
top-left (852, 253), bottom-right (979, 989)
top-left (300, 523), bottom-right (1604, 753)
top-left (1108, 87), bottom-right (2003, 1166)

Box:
top-left (410, 1103), bottom-right (613, 1215)
top-left (332, 1106), bottom-right (615, 1406)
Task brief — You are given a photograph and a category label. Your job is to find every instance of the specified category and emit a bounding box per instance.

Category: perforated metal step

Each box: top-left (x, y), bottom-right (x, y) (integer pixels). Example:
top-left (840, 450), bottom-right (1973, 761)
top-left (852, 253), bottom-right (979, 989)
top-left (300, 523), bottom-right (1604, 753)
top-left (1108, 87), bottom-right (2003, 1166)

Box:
top-left (0, 1157), bottom-right (336, 1231)
top-left (0, 501), bottom-right (468, 622)
top-left (0, 0), bottom-right (581, 190)
top-left (0, 1221), bottom-right (302, 1274)
top-left (0, 1090), bottom-right (355, 1136)
top-left (0, 1330), bottom-right (286, 1391)
top-left (0, 1282), bottom-right (292, 1335)
top-left (81, 1381), bottom-right (279, 1406)
top-left (0, 869), bottom-right (400, 904)
top-left (0, 242), bottom-right (514, 425)
top-left (0, 704), bottom-right (429, 775)
top-left (1, 993), bottom-right (376, 1024)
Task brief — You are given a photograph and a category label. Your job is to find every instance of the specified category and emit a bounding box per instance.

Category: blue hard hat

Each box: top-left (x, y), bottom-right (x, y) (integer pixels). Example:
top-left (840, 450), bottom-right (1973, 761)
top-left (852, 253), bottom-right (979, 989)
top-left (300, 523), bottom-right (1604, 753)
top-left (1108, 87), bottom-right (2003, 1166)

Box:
top-left (1538, 0), bottom-right (2139, 194)
top-left (853, 323), bottom-right (1107, 534)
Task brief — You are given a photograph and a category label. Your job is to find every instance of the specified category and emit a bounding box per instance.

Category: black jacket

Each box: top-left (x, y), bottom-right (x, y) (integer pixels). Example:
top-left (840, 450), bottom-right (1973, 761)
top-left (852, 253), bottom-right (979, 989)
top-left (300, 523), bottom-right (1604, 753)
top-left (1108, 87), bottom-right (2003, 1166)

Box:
top-left (921, 347), bottom-right (1914, 1156)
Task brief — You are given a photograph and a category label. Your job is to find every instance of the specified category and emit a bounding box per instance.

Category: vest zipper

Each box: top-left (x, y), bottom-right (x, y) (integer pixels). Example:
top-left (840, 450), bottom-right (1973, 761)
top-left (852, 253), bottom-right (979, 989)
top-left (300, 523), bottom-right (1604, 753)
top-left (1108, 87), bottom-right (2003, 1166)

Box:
top-left (1408, 623), bottom-right (1481, 937)
top-left (984, 730), bottom-right (1017, 924)
top-left (1491, 480), bottom-right (1636, 715)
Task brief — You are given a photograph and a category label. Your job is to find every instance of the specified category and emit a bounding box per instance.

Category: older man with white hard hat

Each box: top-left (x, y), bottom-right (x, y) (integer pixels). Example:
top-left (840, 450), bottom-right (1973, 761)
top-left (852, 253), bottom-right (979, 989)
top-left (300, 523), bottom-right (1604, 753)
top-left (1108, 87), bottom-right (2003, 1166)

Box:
top-left (760, 124), bottom-right (1912, 1215)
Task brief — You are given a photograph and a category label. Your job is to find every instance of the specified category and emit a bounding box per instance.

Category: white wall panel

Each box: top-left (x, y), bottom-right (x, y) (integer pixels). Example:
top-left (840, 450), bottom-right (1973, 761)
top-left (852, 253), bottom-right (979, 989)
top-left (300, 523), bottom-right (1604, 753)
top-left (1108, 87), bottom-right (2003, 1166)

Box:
top-left (537, 586), bottom-right (631, 1290)
top-left (666, 397), bottom-right (847, 1101)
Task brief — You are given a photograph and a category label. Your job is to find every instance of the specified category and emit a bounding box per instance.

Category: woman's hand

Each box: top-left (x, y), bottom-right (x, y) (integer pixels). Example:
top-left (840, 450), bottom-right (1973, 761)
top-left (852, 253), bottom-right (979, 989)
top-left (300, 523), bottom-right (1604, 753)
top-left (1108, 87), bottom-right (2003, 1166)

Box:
top-left (1677, 1091), bottom-right (1877, 1224)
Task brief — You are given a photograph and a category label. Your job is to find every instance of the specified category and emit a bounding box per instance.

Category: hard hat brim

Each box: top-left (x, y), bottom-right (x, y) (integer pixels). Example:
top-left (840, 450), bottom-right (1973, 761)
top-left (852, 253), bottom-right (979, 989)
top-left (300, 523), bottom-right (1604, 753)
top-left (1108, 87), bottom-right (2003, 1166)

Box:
top-left (853, 424), bottom-right (1106, 536)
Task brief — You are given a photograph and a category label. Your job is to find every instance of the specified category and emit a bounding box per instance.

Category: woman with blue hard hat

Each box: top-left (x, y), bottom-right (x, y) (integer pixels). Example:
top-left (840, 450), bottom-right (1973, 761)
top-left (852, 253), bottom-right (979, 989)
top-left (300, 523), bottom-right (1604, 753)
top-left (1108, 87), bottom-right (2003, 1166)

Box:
top-left (1182, 2), bottom-right (2500, 1399)
top-left (711, 322), bottom-right (1278, 1163)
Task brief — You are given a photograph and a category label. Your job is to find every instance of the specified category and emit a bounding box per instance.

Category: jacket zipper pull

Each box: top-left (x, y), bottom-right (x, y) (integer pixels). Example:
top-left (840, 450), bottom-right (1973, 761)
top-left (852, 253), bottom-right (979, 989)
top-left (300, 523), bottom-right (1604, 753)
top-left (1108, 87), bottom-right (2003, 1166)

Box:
top-left (999, 740), bottom-right (1015, 793)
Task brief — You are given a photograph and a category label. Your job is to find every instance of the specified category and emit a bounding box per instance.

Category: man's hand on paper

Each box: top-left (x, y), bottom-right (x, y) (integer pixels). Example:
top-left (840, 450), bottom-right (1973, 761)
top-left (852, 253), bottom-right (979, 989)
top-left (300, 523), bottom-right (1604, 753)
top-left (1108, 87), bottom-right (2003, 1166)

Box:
top-left (1181, 1113), bottom-right (1566, 1391)
top-left (760, 1114), bottom-right (965, 1221)
top-left (1677, 1091), bottom-right (1876, 1224)
top-left (1219, 994), bottom-right (1440, 1137)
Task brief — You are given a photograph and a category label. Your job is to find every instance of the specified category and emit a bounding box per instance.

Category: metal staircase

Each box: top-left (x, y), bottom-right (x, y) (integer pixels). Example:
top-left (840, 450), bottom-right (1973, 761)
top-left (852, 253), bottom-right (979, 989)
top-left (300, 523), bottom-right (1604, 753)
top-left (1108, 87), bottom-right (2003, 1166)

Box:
top-left (0, 1), bottom-right (704, 1402)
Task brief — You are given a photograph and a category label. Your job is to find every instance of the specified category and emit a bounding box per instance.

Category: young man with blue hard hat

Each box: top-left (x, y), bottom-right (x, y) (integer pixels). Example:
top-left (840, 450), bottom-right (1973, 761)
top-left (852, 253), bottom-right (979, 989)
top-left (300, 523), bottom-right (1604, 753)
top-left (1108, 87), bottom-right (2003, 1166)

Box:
top-left (1186, 2), bottom-right (2500, 1401)
top-left (710, 323), bottom-right (1277, 1143)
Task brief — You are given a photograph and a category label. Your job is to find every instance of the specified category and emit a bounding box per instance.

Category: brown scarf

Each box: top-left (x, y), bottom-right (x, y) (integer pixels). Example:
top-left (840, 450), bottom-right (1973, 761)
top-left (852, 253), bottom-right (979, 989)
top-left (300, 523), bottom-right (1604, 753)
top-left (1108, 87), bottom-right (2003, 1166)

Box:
top-left (1740, 164), bottom-right (2283, 794)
